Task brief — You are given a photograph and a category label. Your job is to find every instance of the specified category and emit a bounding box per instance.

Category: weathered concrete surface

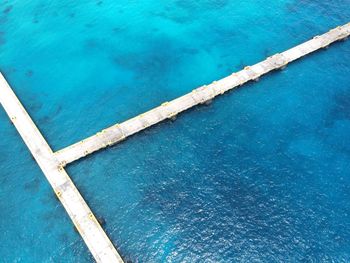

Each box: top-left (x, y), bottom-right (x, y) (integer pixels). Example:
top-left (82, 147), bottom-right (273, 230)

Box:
top-left (0, 73), bottom-right (123, 263)
top-left (55, 22), bottom-right (350, 165)
top-left (1, 22), bottom-right (349, 262)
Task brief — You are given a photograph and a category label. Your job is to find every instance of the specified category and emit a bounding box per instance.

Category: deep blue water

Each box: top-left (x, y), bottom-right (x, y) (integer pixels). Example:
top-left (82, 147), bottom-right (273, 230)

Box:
top-left (1, 1), bottom-right (350, 262)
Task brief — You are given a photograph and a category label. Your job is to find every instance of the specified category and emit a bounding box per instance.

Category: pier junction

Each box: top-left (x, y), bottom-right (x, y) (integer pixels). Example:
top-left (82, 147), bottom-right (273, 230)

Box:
top-left (0, 23), bottom-right (349, 262)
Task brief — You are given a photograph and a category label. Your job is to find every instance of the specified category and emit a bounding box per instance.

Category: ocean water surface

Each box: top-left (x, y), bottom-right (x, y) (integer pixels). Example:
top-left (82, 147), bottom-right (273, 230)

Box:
top-left (0, 0), bottom-right (350, 262)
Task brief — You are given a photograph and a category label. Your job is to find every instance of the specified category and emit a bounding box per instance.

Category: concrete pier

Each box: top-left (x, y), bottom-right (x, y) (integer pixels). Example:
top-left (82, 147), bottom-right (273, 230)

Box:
top-left (55, 22), bottom-right (350, 165)
top-left (0, 74), bottom-right (123, 263)
top-left (0, 22), bottom-right (349, 262)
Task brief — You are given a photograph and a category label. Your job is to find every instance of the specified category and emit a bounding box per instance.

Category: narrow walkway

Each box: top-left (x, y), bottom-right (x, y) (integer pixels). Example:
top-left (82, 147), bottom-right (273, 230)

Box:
top-left (1, 22), bottom-right (349, 262)
top-left (55, 22), bottom-right (350, 165)
top-left (0, 74), bottom-right (123, 263)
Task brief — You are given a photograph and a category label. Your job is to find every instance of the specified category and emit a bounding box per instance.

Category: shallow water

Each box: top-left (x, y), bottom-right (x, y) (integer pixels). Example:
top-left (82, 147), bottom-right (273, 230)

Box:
top-left (1, 0), bottom-right (350, 262)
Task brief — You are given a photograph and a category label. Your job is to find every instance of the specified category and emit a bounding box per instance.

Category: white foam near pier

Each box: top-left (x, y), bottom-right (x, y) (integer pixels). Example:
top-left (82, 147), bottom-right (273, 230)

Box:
top-left (0, 22), bottom-right (349, 262)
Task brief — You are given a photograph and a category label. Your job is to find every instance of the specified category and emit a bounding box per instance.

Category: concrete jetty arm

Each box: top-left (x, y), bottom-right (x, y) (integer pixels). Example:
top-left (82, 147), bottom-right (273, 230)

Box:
top-left (0, 22), bottom-right (349, 262)
top-left (55, 23), bottom-right (350, 165)
top-left (0, 74), bottom-right (123, 263)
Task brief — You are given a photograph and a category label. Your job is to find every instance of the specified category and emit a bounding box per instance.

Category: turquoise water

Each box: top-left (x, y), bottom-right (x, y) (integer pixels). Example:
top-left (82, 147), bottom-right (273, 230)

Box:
top-left (1, 0), bottom-right (350, 262)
